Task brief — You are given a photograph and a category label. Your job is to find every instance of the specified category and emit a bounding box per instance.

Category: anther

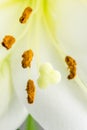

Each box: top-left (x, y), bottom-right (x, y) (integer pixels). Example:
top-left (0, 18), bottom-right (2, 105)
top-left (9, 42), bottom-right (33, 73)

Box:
top-left (1, 35), bottom-right (15, 49)
top-left (21, 49), bottom-right (34, 68)
top-left (26, 79), bottom-right (36, 104)
top-left (19, 7), bottom-right (32, 24)
top-left (65, 56), bottom-right (77, 79)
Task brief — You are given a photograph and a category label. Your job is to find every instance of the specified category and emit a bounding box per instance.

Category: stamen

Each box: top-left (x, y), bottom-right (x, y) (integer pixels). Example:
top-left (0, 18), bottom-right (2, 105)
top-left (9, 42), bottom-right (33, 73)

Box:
top-left (65, 56), bottom-right (77, 79)
top-left (26, 79), bottom-right (36, 104)
top-left (19, 7), bottom-right (32, 24)
top-left (1, 35), bottom-right (15, 49)
top-left (21, 49), bottom-right (34, 68)
top-left (42, 14), bottom-right (87, 91)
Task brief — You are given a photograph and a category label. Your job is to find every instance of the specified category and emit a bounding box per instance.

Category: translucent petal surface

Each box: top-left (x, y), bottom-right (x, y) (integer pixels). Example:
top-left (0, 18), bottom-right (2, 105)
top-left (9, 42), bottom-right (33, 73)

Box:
top-left (0, 59), bottom-right (12, 117)
top-left (1, 0), bottom-right (87, 130)
top-left (57, 0), bottom-right (87, 85)
top-left (11, 7), bottom-right (87, 130)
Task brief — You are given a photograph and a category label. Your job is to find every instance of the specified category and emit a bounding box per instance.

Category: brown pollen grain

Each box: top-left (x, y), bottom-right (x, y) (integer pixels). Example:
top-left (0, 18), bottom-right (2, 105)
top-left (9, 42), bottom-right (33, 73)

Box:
top-left (65, 56), bottom-right (77, 79)
top-left (1, 35), bottom-right (15, 49)
top-left (26, 79), bottom-right (36, 104)
top-left (22, 49), bottom-right (34, 68)
top-left (19, 7), bottom-right (32, 24)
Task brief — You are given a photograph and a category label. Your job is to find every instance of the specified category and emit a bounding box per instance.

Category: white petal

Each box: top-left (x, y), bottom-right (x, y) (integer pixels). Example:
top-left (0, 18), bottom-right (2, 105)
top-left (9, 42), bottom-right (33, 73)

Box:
top-left (6, 1), bottom-right (87, 130)
top-left (57, 0), bottom-right (87, 85)
top-left (10, 13), bottom-right (87, 130)
top-left (26, 18), bottom-right (87, 130)
top-left (0, 59), bottom-right (12, 117)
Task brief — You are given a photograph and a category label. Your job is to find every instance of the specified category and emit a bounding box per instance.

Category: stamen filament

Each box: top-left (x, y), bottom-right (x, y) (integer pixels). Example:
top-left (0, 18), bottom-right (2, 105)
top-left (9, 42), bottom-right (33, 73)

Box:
top-left (16, 10), bottom-right (39, 43)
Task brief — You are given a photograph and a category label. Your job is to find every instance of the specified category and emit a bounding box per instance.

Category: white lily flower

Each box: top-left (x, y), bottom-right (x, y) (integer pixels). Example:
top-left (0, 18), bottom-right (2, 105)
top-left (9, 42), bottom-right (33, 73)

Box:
top-left (0, 0), bottom-right (87, 130)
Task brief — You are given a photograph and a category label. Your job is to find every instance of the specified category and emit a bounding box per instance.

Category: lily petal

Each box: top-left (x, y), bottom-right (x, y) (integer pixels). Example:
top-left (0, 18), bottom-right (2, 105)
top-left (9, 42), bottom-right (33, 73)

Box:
top-left (57, 0), bottom-right (87, 85)
top-left (10, 11), bottom-right (87, 130)
top-left (1, 0), bottom-right (87, 130)
top-left (0, 58), bottom-right (12, 117)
